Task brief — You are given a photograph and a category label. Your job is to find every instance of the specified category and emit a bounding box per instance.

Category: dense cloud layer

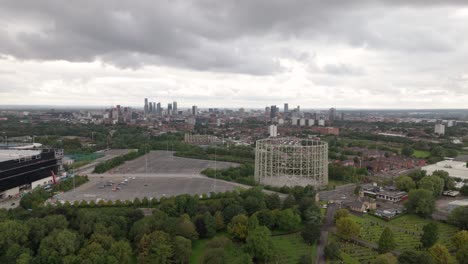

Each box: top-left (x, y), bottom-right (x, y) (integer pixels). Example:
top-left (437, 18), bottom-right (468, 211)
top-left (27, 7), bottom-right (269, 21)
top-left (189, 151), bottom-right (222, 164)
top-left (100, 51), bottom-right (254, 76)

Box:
top-left (0, 0), bottom-right (467, 107)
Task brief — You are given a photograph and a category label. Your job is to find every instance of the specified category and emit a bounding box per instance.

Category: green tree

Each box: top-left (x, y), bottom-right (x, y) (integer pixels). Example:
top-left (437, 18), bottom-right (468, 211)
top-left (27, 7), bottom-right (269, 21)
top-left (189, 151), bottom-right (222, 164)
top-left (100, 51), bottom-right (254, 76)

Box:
top-left (404, 189), bottom-right (435, 217)
top-left (431, 146), bottom-right (445, 158)
top-left (452, 230), bottom-right (468, 251)
top-left (372, 253), bottom-right (397, 264)
top-left (214, 211), bottom-right (225, 231)
top-left (421, 222), bottom-right (439, 248)
top-left (324, 241), bottom-right (341, 260)
top-left (203, 212), bottom-right (216, 238)
top-left (227, 214), bottom-right (249, 241)
top-left (301, 219), bottom-right (321, 245)
top-left (283, 194), bottom-right (296, 209)
top-left (419, 176), bottom-right (444, 196)
top-left (78, 242), bottom-right (107, 263)
top-left (265, 193), bottom-right (281, 210)
top-left (36, 229), bottom-right (80, 264)
top-left (334, 209), bottom-right (350, 222)
top-left (0, 220), bottom-right (29, 255)
top-left (137, 231), bottom-right (174, 264)
top-left (432, 170), bottom-right (455, 190)
top-left (448, 206), bottom-right (468, 229)
top-left (460, 185), bottom-right (468, 196)
top-left (108, 240), bottom-right (132, 264)
top-left (402, 147), bottom-right (415, 157)
top-left (176, 217), bottom-right (199, 241)
top-left (246, 226), bottom-right (275, 262)
top-left (336, 217), bottom-right (360, 240)
top-left (456, 243), bottom-right (468, 264)
top-left (378, 227), bottom-right (396, 253)
top-left (429, 243), bottom-right (454, 264)
top-left (277, 209), bottom-right (301, 231)
top-left (298, 254), bottom-right (312, 264)
top-left (173, 236), bottom-right (192, 264)
top-left (395, 176), bottom-right (416, 192)
top-left (398, 251), bottom-right (433, 264)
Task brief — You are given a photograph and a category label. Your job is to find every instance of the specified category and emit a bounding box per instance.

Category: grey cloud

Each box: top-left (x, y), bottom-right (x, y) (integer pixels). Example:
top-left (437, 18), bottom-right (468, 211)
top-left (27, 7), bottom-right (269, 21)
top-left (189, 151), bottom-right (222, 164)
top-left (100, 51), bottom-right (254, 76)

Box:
top-left (0, 0), bottom-right (467, 75)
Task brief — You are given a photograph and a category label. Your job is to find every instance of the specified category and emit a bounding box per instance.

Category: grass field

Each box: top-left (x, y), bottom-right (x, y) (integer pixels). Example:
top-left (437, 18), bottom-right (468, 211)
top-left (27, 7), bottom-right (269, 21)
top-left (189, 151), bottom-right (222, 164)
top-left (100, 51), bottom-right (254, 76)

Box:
top-left (271, 233), bottom-right (314, 264)
top-left (190, 238), bottom-right (209, 264)
top-left (412, 150), bottom-right (431, 158)
top-left (348, 214), bottom-right (459, 252)
top-left (190, 232), bottom-right (313, 264)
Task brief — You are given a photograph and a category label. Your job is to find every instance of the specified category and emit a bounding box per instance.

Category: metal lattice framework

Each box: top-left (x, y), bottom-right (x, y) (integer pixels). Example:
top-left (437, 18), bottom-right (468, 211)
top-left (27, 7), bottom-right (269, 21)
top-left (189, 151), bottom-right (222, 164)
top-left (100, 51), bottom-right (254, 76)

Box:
top-left (254, 138), bottom-right (328, 187)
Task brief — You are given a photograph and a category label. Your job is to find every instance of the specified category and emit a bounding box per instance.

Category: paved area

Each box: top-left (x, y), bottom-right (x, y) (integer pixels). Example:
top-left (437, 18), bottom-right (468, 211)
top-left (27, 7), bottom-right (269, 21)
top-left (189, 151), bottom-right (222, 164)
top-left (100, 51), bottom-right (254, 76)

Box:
top-left (315, 203), bottom-right (339, 264)
top-left (106, 151), bottom-right (238, 174)
top-left (318, 184), bottom-right (356, 203)
top-left (56, 175), bottom-right (243, 202)
top-left (0, 197), bottom-right (20, 209)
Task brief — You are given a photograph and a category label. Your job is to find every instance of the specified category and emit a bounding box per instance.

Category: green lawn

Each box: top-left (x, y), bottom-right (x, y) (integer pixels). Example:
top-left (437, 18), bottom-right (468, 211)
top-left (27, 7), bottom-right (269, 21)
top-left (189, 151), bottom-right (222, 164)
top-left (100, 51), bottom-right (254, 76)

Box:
top-left (190, 238), bottom-right (209, 264)
top-left (348, 214), bottom-right (459, 252)
top-left (271, 233), bottom-right (314, 264)
top-left (412, 150), bottom-right (431, 158)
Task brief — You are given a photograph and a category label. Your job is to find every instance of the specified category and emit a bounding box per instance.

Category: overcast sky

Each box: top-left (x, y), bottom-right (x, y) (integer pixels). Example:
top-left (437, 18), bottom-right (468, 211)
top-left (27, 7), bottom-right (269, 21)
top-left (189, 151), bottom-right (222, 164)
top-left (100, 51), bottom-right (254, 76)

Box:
top-left (0, 0), bottom-right (467, 109)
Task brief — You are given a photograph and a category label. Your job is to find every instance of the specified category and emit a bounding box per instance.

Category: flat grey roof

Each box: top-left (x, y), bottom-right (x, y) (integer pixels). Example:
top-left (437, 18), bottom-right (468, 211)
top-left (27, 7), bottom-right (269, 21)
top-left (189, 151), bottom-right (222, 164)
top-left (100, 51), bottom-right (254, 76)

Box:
top-left (0, 150), bottom-right (41, 162)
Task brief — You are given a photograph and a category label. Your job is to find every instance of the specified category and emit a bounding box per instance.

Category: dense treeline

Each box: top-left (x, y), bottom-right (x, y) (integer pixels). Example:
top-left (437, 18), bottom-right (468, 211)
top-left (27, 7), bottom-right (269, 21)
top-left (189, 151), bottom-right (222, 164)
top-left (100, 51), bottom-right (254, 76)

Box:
top-left (0, 186), bottom-right (322, 264)
top-left (93, 150), bottom-right (146, 173)
top-left (202, 163), bottom-right (255, 186)
top-left (175, 145), bottom-right (255, 164)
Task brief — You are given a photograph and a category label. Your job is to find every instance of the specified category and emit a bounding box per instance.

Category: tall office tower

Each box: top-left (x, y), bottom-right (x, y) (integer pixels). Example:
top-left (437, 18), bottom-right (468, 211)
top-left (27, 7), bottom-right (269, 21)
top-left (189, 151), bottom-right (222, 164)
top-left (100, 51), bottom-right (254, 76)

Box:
top-left (144, 98), bottom-right (148, 115)
top-left (152, 102), bottom-right (156, 113)
top-left (156, 102), bottom-right (162, 115)
top-left (265, 106), bottom-right (271, 116)
top-left (268, 125), bottom-right (278, 137)
top-left (297, 105), bottom-right (300, 112)
top-left (435, 123), bottom-right (445, 135)
top-left (284, 103), bottom-right (289, 113)
top-left (149, 102), bottom-right (153, 113)
top-left (167, 103), bottom-right (172, 115)
top-left (192, 105), bottom-right (197, 115)
top-left (329, 107), bottom-right (337, 121)
top-left (173, 101), bottom-right (178, 115)
top-left (270, 105), bottom-right (277, 118)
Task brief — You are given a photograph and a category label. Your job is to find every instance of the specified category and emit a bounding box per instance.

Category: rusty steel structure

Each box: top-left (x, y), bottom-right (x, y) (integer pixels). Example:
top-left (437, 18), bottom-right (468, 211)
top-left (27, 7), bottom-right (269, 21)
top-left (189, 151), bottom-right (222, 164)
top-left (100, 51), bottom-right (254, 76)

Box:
top-left (254, 138), bottom-right (328, 187)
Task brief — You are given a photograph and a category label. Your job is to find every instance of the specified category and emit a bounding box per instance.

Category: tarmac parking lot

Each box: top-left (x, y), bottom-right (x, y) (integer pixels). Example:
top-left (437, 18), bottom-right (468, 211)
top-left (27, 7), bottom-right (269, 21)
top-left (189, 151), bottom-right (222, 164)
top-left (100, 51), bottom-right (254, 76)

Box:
top-left (56, 150), bottom-right (242, 202)
top-left (106, 150), bottom-right (238, 175)
top-left (56, 176), bottom-right (242, 202)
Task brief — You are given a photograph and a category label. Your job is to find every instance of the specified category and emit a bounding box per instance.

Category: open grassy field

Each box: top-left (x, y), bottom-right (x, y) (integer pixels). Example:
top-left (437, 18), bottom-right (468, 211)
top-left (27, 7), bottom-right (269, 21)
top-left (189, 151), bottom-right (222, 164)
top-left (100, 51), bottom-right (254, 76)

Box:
top-left (412, 150), bottom-right (431, 158)
top-left (190, 232), bottom-right (313, 264)
top-left (271, 233), bottom-right (314, 264)
top-left (190, 237), bottom-right (209, 264)
top-left (349, 214), bottom-right (459, 252)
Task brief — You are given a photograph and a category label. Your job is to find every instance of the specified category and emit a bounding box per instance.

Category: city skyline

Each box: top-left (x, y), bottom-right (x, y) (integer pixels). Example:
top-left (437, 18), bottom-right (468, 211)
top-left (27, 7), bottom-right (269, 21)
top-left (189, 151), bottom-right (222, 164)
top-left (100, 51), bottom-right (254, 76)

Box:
top-left (1, 1), bottom-right (468, 108)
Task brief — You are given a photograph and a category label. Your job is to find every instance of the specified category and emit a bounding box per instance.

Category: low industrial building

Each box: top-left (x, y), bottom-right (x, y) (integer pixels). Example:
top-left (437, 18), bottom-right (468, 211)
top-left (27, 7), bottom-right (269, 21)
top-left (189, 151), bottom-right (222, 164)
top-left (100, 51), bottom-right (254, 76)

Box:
top-left (447, 200), bottom-right (468, 212)
top-left (0, 148), bottom-right (63, 199)
top-left (422, 160), bottom-right (468, 180)
top-left (184, 133), bottom-right (219, 145)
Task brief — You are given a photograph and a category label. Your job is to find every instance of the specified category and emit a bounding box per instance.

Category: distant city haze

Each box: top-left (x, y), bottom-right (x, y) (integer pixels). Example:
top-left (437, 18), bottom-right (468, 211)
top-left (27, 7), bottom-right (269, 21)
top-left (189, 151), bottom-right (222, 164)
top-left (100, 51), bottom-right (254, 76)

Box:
top-left (0, 1), bottom-right (467, 108)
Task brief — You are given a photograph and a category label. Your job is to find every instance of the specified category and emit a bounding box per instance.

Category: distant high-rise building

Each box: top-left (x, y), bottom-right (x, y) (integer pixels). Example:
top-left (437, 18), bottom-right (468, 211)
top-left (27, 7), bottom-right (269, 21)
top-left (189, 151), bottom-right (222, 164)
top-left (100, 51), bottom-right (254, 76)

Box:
top-left (144, 98), bottom-right (148, 115)
top-left (270, 105), bottom-right (277, 118)
top-left (284, 103), bottom-right (289, 113)
top-left (156, 102), bottom-right (162, 115)
top-left (149, 102), bottom-right (153, 113)
top-left (173, 101), bottom-right (178, 115)
top-left (297, 105), bottom-right (300, 112)
top-left (265, 106), bottom-right (271, 116)
top-left (167, 103), bottom-right (172, 115)
top-left (268, 125), bottom-right (277, 137)
top-left (192, 105), bottom-right (197, 115)
top-left (435, 123), bottom-right (445, 135)
top-left (329, 108), bottom-right (336, 121)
